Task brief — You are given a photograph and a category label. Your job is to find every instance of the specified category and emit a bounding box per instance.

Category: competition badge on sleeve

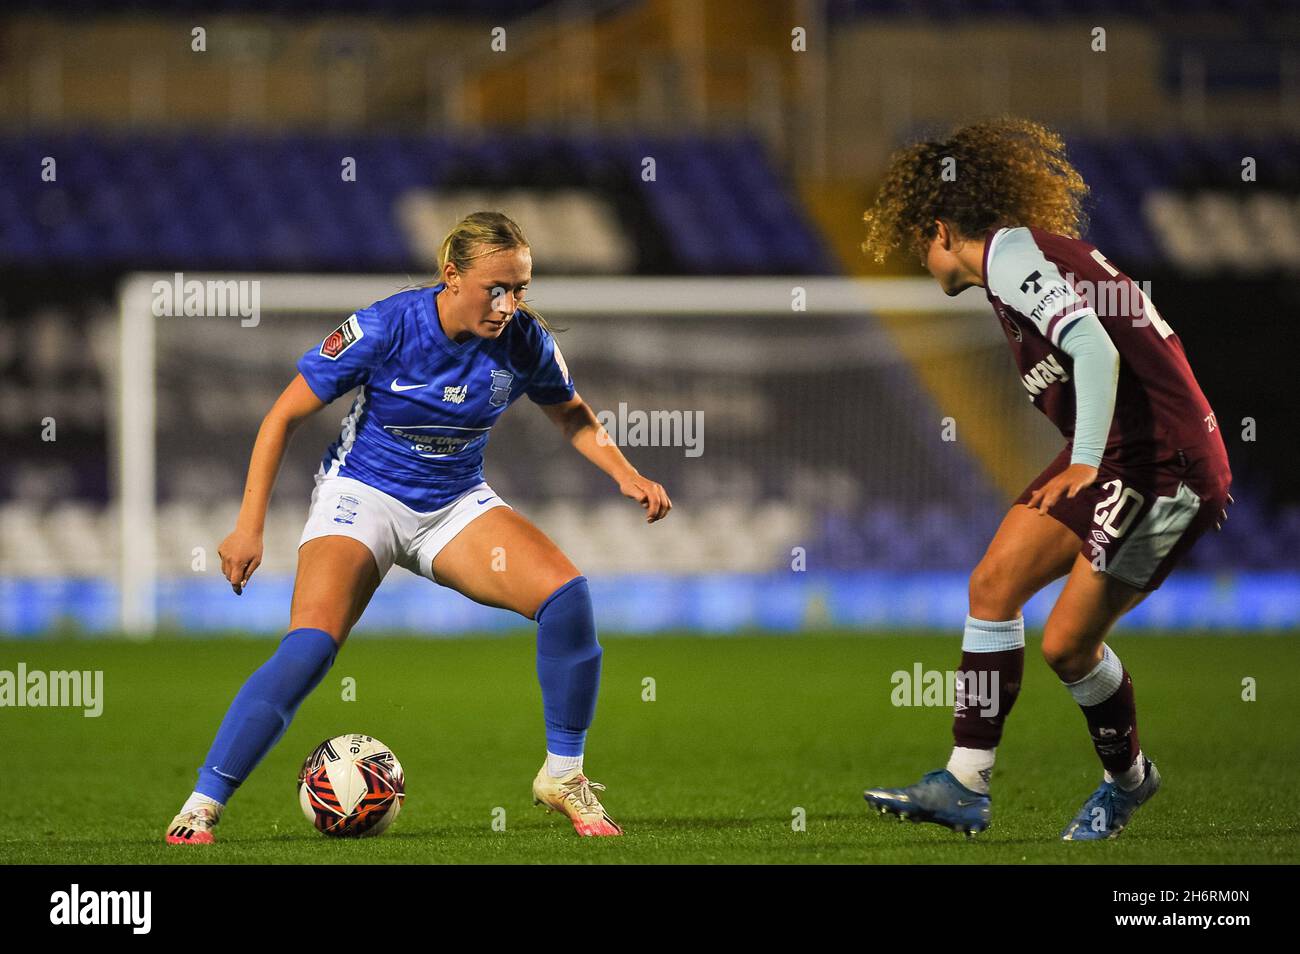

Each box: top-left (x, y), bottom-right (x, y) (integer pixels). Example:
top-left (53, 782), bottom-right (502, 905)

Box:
top-left (320, 314), bottom-right (365, 360)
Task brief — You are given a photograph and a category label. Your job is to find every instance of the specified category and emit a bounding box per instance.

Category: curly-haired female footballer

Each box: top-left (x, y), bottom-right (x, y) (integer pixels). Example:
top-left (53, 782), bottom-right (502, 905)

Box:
top-left (859, 120), bottom-right (1231, 839)
top-left (165, 211), bottom-right (670, 843)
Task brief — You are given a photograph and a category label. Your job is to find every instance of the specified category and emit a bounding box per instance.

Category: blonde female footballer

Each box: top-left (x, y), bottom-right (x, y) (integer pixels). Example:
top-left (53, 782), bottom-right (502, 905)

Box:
top-left (165, 211), bottom-right (670, 843)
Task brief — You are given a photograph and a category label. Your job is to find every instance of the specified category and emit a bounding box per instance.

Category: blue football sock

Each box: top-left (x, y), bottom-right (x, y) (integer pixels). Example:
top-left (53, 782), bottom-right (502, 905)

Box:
top-left (195, 627), bottom-right (338, 803)
top-left (535, 577), bottom-right (602, 757)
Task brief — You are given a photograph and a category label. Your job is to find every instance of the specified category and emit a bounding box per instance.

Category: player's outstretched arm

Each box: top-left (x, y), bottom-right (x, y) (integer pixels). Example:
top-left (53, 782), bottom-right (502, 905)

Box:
top-left (538, 393), bottom-right (672, 523)
top-left (218, 374), bottom-right (326, 593)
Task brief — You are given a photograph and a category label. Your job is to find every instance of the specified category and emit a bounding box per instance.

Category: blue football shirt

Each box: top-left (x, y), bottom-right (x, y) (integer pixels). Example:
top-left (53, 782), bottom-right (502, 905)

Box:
top-left (296, 282), bottom-right (575, 511)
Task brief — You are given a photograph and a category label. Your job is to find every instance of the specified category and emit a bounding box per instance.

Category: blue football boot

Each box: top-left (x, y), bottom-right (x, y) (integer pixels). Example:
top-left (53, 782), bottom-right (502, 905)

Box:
top-left (863, 769), bottom-right (991, 836)
top-left (1061, 756), bottom-right (1161, 841)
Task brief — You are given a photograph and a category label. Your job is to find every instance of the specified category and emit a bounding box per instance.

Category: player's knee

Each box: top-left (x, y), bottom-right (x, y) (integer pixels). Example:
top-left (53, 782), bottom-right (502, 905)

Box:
top-left (1041, 632), bottom-right (1095, 682)
top-left (1040, 638), bottom-right (1068, 674)
top-left (534, 576), bottom-right (598, 648)
top-left (968, 557), bottom-right (1026, 619)
top-left (287, 609), bottom-right (348, 646)
top-left (526, 566), bottom-right (584, 621)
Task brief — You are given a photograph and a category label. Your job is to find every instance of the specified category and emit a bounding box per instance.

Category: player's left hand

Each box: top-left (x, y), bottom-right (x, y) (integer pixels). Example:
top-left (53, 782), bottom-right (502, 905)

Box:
top-left (1026, 463), bottom-right (1098, 515)
top-left (619, 473), bottom-right (672, 523)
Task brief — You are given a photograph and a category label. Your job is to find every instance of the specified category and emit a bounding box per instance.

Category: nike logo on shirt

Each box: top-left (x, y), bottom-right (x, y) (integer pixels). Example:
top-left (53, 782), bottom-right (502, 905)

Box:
top-left (390, 380), bottom-right (428, 391)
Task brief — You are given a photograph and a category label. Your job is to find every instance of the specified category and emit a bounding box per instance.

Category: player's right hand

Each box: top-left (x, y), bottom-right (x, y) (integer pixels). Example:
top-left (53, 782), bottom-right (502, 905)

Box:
top-left (1026, 462), bottom-right (1098, 515)
top-left (618, 472), bottom-right (672, 523)
top-left (217, 528), bottom-right (263, 595)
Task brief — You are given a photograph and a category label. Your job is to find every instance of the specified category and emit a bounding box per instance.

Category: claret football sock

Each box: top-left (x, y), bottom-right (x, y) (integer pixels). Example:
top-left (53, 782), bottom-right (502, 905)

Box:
top-left (1064, 644), bottom-right (1141, 779)
top-left (194, 627), bottom-right (338, 803)
top-left (535, 576), bottom-right (602, 758)
top-left (946, 616), bottom-right (1025, 794)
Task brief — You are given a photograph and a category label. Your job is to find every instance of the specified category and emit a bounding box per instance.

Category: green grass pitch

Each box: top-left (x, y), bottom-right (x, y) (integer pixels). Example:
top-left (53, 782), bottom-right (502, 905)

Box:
top-left (2, 632), bottom-right (1297, 864)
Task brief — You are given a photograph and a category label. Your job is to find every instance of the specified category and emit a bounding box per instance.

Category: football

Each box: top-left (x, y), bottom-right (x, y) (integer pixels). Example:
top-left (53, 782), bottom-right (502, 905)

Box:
top-left (297, 734), bottom-right (405, 837)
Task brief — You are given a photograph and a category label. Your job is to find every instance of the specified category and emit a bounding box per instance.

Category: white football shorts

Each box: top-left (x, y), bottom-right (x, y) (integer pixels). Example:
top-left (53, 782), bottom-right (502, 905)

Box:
top-left (298, 473), bottom-right (510, 581)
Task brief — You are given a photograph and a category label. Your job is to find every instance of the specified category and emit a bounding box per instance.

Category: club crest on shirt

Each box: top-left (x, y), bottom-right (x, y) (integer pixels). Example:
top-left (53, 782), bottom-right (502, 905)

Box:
top-left (488, 370), bottom-right (514, 407)
top-left (320, 314), bottom-right (364, 360)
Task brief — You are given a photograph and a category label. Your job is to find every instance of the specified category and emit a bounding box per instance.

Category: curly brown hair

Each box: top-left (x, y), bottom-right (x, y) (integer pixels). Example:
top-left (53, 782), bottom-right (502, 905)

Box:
top-left (861, 118), bottom-right (1089, 265)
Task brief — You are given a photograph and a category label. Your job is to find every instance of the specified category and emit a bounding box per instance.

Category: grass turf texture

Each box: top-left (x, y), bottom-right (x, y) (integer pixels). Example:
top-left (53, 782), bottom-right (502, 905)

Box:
top-left (2, 632), bottom-right (1297, 864)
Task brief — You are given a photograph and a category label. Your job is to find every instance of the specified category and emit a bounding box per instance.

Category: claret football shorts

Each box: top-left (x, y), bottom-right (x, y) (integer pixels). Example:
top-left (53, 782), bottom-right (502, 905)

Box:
top-left (1015, 438), bottom-right (1232, 592)
top-left (298, 473), bottom-right (510, 581)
